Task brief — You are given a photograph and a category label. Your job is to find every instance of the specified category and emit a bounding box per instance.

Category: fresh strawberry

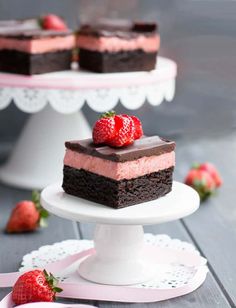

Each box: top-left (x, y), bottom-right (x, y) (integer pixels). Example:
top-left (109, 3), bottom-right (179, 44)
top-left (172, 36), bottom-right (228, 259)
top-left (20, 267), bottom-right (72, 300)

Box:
top-left (92, 111), bottom-right (143, 148)
top-left (185, 168), bottom-right (216, 202)
top-left (130, 115), bottom-right (143, 140)
top-left (6, 191), bottom-right (49, 233)
top-left (40, 14), bottom-right (68, 31)
top-left (198, 162), bottom-right (222, 187)
top-left (93, 111), bottom-right (116, 144)
top-left (12, 269), bottom-right (62, 305)
top-left (109, 114), bottom-right (135, 147)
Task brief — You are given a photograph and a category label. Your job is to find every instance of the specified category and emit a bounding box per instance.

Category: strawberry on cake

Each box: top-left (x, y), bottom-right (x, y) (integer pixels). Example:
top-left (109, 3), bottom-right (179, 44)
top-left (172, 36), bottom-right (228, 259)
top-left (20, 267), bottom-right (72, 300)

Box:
top-left (0, 15), bottom-right (75, 75)
top-left (62, 112), bottom-right (175, 209)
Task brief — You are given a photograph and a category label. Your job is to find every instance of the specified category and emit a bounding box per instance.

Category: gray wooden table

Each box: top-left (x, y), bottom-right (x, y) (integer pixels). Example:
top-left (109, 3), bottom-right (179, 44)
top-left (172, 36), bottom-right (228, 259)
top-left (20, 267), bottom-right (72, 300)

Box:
top-left (0, 133), bottom-right (235, 307)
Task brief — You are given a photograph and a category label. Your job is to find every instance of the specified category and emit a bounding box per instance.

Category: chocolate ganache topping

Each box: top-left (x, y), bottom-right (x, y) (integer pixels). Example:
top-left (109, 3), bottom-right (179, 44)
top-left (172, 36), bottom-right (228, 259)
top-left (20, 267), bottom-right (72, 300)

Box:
top-left (78, 19), bottom-right (158, 39)
top-left (65, 136), bottom-right (175, 162)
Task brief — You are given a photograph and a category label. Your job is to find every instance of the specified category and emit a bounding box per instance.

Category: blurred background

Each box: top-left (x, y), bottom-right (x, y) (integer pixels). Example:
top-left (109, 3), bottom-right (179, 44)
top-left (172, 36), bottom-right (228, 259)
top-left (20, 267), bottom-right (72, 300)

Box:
top-left (0, 0), bottom-right (236, 151)
top-left (0, 3), bottom-right (236, 304)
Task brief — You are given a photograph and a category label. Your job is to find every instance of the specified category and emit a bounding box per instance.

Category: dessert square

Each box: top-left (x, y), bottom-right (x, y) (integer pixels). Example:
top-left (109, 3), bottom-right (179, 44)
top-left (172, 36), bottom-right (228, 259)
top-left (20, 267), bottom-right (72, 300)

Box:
top-left (0, 28), bottom-right (75, 75)
top-left (77, 20), bottom-right (160, 73)
top-left (62, 136), bottom-right (175, 209)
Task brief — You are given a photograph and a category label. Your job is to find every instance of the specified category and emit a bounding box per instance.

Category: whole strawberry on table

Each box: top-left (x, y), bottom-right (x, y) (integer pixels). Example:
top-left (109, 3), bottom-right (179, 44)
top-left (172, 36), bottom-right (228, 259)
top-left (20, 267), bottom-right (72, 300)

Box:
top-left (6, 191), bottom-right (49, 233)
top-left (185, 162), bottom-right (222, 202)
top-left (12, 269), bottom-right (62, 305)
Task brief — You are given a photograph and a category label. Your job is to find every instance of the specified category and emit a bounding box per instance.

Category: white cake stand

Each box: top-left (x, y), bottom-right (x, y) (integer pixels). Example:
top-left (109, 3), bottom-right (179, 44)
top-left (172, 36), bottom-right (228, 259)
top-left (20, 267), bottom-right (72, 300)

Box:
top-left (0, 57), bottom-right (177, 190)
top-left (41, 181), bottom-right (199, 286)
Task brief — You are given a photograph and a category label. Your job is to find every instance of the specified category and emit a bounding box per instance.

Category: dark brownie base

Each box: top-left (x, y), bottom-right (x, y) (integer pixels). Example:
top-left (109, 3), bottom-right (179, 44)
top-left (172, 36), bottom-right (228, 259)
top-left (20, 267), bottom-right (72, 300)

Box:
top-left (0, 49), bottom-right (72, 75)
top-left (62, 166), bottom-right (174, 209)
top-left (78, 48), bottom-right (157, 73)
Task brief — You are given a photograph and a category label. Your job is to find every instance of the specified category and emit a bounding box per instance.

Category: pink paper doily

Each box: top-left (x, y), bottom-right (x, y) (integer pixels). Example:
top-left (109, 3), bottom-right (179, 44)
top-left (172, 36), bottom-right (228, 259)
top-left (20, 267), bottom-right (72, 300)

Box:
top-left (18, 234), bottom-right (208, 303)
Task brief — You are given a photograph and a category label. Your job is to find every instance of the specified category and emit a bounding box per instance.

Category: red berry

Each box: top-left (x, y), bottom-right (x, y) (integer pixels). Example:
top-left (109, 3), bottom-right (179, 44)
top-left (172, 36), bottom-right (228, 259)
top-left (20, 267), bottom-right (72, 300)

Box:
top-left (109, 115), bottom-right (135, 147)
top-left (6, 201), bottom-right (39, 233)
top-left (41, 14), bottom-right (68, 31)
top-left (130, 115), bottom-right (143, 139)
top-left (92, 111), bottom-right (143, 147)
top-left (6, 191), bottom-right (49, 233)
top-left (93, 112), bottom-right (116, 144)
top-left (199, 162), bottom-right (222, 188)
top-left (12, 270), bottom-right (62, 305)
top-left (185, 168), bottom-right (216, 202)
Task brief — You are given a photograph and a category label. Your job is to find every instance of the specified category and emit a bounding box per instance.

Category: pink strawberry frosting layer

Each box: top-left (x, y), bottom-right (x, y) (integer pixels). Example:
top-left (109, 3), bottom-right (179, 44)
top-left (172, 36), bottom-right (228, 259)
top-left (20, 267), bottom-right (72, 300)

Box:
top-left (64, 149), bottom-right (175, 180)
top-left (0, 35), bottom-right (75, 53)
top-left (77, 35), bottom-right (160, 53)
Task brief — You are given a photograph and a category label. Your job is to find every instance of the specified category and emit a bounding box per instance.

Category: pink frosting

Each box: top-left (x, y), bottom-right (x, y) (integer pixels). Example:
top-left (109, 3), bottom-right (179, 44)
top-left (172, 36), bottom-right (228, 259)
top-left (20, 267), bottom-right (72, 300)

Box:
top-left (0, 35), bottom-right (75, 53)
top-left (64, 150), bottom-right (175, 180)
top-left (77, 35), bottom-right (160, 53)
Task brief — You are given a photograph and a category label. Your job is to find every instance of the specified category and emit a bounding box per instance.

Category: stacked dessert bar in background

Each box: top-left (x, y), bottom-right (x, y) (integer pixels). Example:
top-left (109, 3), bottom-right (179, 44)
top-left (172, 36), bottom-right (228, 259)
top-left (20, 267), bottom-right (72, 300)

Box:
top-left (0, 30), bottom-right (75, 75)
top-left (63, 136), bottom-right (175, 209)
top-left (0, 17), bottom-right (75, 75)
top-left (77, 20), bottom-right (160, 73)
top-left (0, 17), bottom-right (160, 75)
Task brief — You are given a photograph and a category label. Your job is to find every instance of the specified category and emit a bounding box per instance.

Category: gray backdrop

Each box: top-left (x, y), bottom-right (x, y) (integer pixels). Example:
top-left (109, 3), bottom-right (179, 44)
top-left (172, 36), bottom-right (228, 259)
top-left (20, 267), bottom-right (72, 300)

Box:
top-left (0, 0), bottom-right (235, 147)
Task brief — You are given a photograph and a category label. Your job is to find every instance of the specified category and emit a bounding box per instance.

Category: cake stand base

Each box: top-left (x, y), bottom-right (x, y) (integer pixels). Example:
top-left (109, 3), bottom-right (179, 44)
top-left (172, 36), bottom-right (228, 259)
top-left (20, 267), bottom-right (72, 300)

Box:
top-left (0, 105), bottom-right (91, 190)
top-left (41, 182), bottom-right (200, 286)
top-left (0, 234), bottom-right (207, 304)
top-left (79, 224), bottom-right (155, 285)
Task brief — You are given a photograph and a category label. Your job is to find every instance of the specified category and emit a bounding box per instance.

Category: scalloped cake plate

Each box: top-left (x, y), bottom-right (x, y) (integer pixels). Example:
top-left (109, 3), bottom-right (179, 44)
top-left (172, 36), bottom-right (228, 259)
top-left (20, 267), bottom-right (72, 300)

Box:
top-left (0, 57), bottom-right (176, 90)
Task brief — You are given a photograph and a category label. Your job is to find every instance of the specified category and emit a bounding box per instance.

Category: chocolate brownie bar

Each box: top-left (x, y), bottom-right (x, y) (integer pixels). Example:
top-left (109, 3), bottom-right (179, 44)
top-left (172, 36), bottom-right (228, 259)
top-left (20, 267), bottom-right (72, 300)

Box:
top-left (0, 28), bottom-right (75, 75)
top-left (62, 136), bottom-right (175, 209)
top-left (77, 20), bottom-right (160, 73)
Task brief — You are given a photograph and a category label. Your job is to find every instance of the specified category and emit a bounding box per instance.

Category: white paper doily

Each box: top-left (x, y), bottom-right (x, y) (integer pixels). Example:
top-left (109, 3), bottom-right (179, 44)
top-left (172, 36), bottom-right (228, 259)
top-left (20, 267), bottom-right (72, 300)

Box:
top-left (0, 57), bottom-right (176, 114)
top-left (20, 234), bottom-right (207, 291)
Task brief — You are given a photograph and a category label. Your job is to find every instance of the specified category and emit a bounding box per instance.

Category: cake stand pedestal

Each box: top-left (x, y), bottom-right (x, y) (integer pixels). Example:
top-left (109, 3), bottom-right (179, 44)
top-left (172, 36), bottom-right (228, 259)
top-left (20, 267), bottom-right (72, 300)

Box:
top-left (0, 57), bottom-right (177, 190)
top-left (41, 181), bottom-right (199, 285)
top-left (0, 105), bottom-right (91, 189)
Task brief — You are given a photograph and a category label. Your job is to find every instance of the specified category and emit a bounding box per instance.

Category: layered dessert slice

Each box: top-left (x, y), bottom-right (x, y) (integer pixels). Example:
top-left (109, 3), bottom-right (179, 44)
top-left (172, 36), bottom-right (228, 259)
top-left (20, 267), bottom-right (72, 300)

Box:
top-left (62, 136), bottom-right (175, 209)
top-left (77, 20), bottom-right (160, 73)
top-left (0, 29), bottom-right (75, 75)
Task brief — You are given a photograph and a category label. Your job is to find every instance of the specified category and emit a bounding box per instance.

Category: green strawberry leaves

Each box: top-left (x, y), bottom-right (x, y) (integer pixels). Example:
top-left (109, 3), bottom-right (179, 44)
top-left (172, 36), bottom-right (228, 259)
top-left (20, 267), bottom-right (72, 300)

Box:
top-left (100, 110), bottom-right (116, 119)
top-left (43, 270), bottom-right (63, 295)
top-left (32, 191), bottom-right (50, 228)
top-left (192, 177), bottom-right (215, 202)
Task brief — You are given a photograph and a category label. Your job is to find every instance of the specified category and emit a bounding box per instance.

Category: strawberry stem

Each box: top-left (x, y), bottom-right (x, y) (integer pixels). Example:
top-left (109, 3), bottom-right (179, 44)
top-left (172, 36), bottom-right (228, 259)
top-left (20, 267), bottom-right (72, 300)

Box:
top-left (32, 191), bottom-right (49, 227)
top-left (192, 179), bottom-right (214, 202)
top-left (38, 17), bottom-right (44, 29)
top-left (100, 110), bottom-right (116, 119)
top-left (43, 270), bottom-right (63, 294)
top-left (191, 162), bottom-right (200, 169)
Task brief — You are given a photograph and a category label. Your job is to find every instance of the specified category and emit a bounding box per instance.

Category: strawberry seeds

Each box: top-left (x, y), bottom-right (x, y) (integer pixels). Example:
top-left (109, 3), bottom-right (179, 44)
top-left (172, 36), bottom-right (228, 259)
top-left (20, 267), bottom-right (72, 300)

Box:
top-left (93, 111), bottom-right (143, 148)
